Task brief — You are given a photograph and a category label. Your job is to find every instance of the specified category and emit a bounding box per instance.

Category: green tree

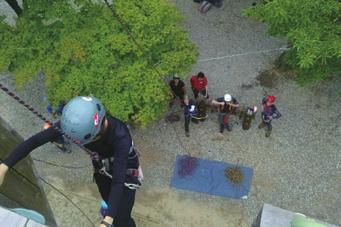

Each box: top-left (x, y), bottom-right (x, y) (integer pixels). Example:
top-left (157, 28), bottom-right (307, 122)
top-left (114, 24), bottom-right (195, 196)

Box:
top-left (244, 0), bottom-right (341, 84)
top-left (0, 0), bottom-right (197, 126)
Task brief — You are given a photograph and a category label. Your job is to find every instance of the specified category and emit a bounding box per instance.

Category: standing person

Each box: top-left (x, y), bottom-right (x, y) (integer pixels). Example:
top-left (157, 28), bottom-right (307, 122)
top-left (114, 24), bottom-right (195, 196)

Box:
top-left (46, 100), bottom-right (66, 118)
top-left (190, 72), bottom-right (209, 99)
top-left (169, 74), bottom-right (186, 107)
top-left (258, 95), bottom-right (282, 137)
top-left (212, 93), bottom-right (239, 133)
top-left (183, 95), bottom-right (198, 137)
top-left (44, 100), bottom-right (70, 152)
top-left (0, 96), bottom-right (142, 227)
top-left (54, 100), bottom-right (66, 116)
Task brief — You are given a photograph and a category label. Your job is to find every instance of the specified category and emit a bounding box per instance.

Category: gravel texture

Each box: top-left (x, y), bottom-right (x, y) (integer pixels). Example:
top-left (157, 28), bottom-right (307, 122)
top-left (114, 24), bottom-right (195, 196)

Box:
top-left (1, 0), bottom-right (340, 226)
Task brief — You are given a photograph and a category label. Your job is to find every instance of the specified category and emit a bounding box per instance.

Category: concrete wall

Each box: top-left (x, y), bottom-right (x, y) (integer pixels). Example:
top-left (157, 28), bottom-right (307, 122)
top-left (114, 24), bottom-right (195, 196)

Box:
top-left (0, 117), bottom-right (56, 226)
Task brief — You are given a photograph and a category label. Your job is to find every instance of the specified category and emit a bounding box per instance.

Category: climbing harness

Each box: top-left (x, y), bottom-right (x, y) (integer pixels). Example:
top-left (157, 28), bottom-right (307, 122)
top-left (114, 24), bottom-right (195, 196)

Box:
top-left (91, 143), bottom-right (143, 190)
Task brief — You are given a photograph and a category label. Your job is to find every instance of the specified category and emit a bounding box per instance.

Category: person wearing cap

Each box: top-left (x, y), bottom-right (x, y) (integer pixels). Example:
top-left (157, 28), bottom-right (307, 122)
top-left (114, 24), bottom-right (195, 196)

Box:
top-left (169, 74), bottom-right (186, 107)
top-left (0, 96), bottom-right (141, 227)
top-left (190, 72), bottom-right (209, 99)
top-left (183, 95), bottom-right (198, 137)
top-left (258, 95), bottom-right (282, 137)
top-left (212, 93), bottom-right (239, 133)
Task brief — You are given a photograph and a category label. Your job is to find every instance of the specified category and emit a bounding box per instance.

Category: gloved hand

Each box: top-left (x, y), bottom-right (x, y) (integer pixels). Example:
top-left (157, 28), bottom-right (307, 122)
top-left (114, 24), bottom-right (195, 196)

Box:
top-left (0, 163), bottom-right (9, 186)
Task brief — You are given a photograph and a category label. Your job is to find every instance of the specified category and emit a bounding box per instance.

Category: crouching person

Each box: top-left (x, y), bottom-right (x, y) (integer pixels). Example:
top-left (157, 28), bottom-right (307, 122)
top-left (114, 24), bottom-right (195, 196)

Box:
top-left (240, 106), bottom-right (258, 130)
top-left (195, 95), bottom-right (208, 122)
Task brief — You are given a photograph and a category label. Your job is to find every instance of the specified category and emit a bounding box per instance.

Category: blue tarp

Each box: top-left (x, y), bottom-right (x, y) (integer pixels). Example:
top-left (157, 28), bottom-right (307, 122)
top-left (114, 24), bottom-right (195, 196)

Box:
top-left (170, 155), bottom-right (253, 199)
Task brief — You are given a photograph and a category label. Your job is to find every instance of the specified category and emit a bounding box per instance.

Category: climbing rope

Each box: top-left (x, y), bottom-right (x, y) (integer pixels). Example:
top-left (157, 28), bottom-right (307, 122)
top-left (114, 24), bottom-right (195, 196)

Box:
top-left (38, 176), bottom-right (96, 226)
top-left (0, 83), bottom-right (93, 156)
top-left (198, 47), bottom-right (289, 62)
top-left (31, 157), bottom-right (91, 169)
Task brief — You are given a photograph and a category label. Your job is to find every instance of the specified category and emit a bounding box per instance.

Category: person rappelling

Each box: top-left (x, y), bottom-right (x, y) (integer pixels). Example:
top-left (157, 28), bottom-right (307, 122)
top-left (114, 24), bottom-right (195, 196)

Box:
top-left (0, 96), bottom-right (142, 227)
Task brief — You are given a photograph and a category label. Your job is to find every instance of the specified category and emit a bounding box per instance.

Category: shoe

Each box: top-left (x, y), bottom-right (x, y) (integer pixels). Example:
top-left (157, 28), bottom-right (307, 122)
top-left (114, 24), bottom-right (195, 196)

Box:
top-left (258, 122), bottom-right (265, 129)
top-left (199, 1), bottom-right (212, 13)
top-left (185, 132), bottom-right (190, 137)
top-left (265, 130), bottom-right (271, 137)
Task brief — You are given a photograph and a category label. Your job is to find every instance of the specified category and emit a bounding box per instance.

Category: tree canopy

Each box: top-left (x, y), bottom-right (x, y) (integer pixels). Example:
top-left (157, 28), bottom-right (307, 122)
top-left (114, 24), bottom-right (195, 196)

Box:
top-left (244, 0), bottom-right (341, 84)
top-left (0, 0), bottom-right (197, 126)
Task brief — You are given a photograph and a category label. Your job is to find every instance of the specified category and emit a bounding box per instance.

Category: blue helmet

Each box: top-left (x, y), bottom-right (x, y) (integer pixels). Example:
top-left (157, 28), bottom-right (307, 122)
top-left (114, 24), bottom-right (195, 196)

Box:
top-left (60, 96), bottom-right (106, 145)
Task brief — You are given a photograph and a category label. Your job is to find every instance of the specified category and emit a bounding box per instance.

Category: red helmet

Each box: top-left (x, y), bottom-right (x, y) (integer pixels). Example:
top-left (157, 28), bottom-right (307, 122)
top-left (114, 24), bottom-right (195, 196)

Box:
top-left (267, 95), bottom-right (276, 103)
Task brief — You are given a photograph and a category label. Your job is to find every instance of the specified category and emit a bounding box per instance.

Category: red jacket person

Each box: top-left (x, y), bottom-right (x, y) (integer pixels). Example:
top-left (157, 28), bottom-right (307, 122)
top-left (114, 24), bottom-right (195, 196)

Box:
top-left (190, 72), bottom-right (209, 99)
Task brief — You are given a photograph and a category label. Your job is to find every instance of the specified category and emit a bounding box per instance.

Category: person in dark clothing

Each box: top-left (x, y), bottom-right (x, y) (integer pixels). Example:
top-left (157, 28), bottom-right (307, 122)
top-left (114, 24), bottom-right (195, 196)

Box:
top-left (0, 96), bottom-right (141, 227)
top-left (46, 100), bottom-right (66, 118)
top-left (212, 93), bottom-right (239, 133)
top-left (169, 75), bottom-right (186, 107)
top-left (55, 100), bottom-right (66, 116)
top-left (44, 100), bottom-right (70, 152)
top-left (258, 95), bottom-right (282, 137)
top-left (183, 95), bottom-right (198, 137)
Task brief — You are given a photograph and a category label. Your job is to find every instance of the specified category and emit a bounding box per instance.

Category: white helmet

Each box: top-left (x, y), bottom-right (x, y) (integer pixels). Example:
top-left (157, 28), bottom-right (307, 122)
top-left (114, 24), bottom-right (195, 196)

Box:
top-left (224, 94), bottom-right (232, 102)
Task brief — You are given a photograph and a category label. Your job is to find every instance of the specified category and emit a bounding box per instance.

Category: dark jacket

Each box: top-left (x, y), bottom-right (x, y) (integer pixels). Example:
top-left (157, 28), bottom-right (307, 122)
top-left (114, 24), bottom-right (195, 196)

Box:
top-left (262, 104), bottom-right (281, 122)
top-left (184, 99), bottom-right (197, 117)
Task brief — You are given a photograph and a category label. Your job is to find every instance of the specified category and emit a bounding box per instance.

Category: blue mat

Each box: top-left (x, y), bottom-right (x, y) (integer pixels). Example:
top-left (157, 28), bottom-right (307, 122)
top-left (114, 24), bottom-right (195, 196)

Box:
top-left (170, 155), bottom-right (253, 199)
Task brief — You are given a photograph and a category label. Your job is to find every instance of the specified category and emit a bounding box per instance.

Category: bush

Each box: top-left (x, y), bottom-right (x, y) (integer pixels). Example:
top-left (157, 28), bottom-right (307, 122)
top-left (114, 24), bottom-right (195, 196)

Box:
top-left (0, 0), bottom-right (198, 126)
top-left (244, 0), bottom-right (341, 85)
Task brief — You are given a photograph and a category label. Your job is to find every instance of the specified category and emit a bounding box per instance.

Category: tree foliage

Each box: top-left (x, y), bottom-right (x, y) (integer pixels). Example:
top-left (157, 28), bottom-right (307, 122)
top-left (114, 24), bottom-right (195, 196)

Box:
top-left (244, 0), bottom-right (341, 84)
top-left (0, 0), bottom-right (197, 126)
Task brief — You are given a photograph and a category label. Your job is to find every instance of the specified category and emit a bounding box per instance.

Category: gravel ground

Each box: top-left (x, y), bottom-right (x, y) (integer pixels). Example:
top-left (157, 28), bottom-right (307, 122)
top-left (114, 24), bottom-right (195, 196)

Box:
top-left (1, 0), bottom-right (340, 226)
